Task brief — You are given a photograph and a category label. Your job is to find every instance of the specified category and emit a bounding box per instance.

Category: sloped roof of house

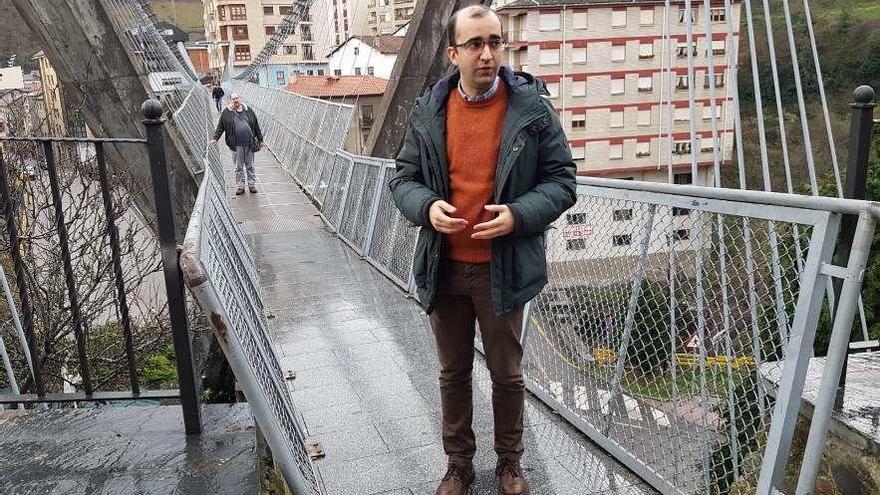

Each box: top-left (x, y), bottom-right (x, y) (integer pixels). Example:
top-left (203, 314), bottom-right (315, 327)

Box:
top-left (327, 35), bottom-right (405, 58)
top-left (285, 75), bottom-right (388, 98)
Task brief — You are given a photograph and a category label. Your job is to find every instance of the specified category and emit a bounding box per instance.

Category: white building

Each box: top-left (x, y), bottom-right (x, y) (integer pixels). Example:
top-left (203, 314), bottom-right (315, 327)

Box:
top-left (327, 35), bottom-right (404, 79)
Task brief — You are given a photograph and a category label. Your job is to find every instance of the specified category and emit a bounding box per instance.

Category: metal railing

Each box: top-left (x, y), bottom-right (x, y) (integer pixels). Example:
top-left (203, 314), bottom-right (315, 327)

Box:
top-left (0, 101), bottom-right (202, 434)
top-left (238, 77), bottom-right (880, 494)
top-left (179, 121), bottom-right (326, 495)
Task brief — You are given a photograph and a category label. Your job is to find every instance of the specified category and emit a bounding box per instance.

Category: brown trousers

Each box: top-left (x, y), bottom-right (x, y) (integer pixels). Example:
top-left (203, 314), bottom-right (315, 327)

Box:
top-left (429, 260), bottom-right (525, 466)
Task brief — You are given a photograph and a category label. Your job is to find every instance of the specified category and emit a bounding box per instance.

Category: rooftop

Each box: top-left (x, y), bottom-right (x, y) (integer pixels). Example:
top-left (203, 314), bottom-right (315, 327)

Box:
top-left (286, 75), bottom-right (389, 98)
top-left (328, 35), bottom-right (406, 58)
top-left (499, 0), bottom-right (678, 9)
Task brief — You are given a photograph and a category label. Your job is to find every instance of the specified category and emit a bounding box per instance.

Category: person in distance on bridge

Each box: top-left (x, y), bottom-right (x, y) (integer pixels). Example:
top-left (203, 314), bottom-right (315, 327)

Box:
top-left (211, 93), bottom-right (264, 195)
top-left (212, 83), bottom-right (225, 112)
top-left (390, 5), bottom-right (577, 495)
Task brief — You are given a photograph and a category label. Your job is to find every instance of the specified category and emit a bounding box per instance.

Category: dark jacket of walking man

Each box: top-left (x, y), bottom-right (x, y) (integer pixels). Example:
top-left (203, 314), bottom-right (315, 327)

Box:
top-left (390, 6), bottom-right (577, 495)
top-left (212, 84), bottom-right (225, 112)
top-left (212, 93), bottom-right (264, 195)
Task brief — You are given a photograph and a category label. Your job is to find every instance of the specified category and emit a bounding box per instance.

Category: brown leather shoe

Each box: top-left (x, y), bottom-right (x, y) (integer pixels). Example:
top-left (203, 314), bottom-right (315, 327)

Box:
top-left (497, 459), bottom-right (529, 495)
top-left (435, 463), bottom-right (474, 495)
top-left (249, 186), bottom-right (257, 193)
top-left (235, 187), bottom-right (245, 195)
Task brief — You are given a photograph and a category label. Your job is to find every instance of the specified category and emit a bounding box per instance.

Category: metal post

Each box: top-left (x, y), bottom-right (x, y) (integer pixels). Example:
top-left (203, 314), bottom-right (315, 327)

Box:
top-left (43, 140), bottom-right (92, 395)
top-left (0, 146), bottom-right (44, 396)
top-left (832, 86), bottom-right (876, 412)
top-left (142, 99), bottom-right (202, 434)
top-left (95, 143), bottom-right (140, 396)
top-left (796, 211), bottom-right (876, 494)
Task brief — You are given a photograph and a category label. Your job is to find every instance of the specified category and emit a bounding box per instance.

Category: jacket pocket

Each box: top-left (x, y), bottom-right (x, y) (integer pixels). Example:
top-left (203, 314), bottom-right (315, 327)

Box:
top-left (512, 234), bottom-right (547, 291)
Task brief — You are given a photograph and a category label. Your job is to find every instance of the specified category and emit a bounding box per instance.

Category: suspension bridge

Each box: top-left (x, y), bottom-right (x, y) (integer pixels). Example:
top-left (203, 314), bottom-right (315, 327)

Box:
top-left (0, 0), bottom-right (878, 494)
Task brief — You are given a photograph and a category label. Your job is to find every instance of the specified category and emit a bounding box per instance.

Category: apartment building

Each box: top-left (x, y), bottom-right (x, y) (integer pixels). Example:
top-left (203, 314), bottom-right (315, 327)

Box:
top-left (495, 1), bottom-right (740, 266)
top-left (203, 0), bottom-right (333, 85)
top-left (497, 0), bottom-right (739, 186)
top-left (330, 0), bottom-right (372, 47)
top-left (368, 0), bottom-right (416, 35)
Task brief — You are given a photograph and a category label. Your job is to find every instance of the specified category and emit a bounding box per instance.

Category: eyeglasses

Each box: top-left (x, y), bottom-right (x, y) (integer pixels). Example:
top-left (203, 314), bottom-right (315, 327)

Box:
top-left (452, 37), bottom-right (508, 55)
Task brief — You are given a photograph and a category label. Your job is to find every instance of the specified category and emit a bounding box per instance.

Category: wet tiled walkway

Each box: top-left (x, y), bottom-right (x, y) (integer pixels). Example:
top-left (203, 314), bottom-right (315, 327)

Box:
top-left (225, 147), bottom-right (655, 494)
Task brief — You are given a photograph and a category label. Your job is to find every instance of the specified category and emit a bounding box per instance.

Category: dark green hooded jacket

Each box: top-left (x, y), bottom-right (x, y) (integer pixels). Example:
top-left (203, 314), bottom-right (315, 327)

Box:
top-left (390, 66), bottom-right (577, 315)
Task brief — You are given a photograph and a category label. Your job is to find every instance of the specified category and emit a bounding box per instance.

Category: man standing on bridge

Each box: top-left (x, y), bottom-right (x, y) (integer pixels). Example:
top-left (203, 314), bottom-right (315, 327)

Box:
top-left (212, 93), bottom-right (263, 195)
top-left (390, 5), bottom-right (576, 495)
top-left (212, 83), bottom-right (225, 112)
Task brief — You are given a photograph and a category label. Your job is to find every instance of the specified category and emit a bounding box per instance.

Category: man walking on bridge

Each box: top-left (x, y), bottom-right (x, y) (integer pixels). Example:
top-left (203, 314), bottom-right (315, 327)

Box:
top-left (212, 84), bottom-right (225, 112)
top-left (212, 93), bottom-right (263, 195)
top-left (390, 5), bottom-right (577, 495)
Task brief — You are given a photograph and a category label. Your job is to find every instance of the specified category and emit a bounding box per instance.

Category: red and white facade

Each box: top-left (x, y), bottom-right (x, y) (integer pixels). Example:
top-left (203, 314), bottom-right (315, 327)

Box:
top-left (497, 1), bottom-right (740, 185)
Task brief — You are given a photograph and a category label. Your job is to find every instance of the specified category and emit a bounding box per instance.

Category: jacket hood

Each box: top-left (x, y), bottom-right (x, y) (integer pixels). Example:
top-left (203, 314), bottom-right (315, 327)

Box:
top-left (226, 103), bottom-right (249, 112)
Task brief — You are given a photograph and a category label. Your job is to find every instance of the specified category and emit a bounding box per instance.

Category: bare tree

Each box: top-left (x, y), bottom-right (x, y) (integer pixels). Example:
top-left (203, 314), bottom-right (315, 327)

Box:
top-left (0, 90), bottom-right (175, 395)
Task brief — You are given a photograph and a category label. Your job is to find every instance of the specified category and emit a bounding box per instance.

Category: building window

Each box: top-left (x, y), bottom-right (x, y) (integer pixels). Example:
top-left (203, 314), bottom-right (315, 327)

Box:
top-left (567, 239), bottom-right (587, 251)
top-left (218, 5), bottom-right (226, 21)
top-left (609, 110), bottom-right (624, 128)
top-left (610, 78), bottom-right (625, 95)
top-left (540, 48), bottom-right (560, 65)
top-left (676, 75), bottom-right (690, 90)
top-left (354, 67), bottom-right (362, 75)
top-left (674, 172), bottom-right (693, 185)
top-left (640, 8), bottom-right (655, 25)
top-left (611, 9), bottom-right (627, 27)
top-left (279, 5), bottom-right (294, 15)
top-left (306, 70), bottom-right (314, 76)
top-left (673, 141), bottom-right (692, 155)
top-left (568, 213), bottom-right (588, 224)
top-left (229, 4), bottom-right (247, 20)
top-left (547, 82), bottom-right (560, 98)
top-left (611, 44), bottom-right (626, 62)
top-left (609, 143), bottom-right (624, 160)
top-left (573, 11), bottom-right (588, 29)
top-left (263, 6), bottom-right (274, 15)
top-left (303, 45), bottom-right (314, 59)
top-left (571, 144), bottom-right (586, 160)
top-left (711, 7), bottom-right (726, 22)
top-left (669, 229), bottom-right (690, 242)
top-left (276, 71), bottom-right (286, 85)
top-left (701, 137), bottom-right (716, 152)
top-left (265, 26), bottom-right (276, 35)
top-left (572, 115), bottom-right (586, 129)
top-left (354, 46), bottom-right (360, 55)
top-left (361, 104), bottom-right (374, 128)
top-left (678, 8), bottom-right (697, 23)
top-left (638, 75), bottom-right (653, 92)
top-left (710, 39), bottom-right (726, 56)
top-left (334, 69), bottom-right (342, 75)
top-left (637, 108), bottom-right (651, 126)
top-left (232, 25), bottom-right (249, 40)
top-left (677, 42), bottom-right (697, 58)
top-left (703, 104), bottom-right (718, 120)
top-left (300, 25), bottom-right (312, 41)
top-left (571, 80), bottom-right (586, 97)
top-left (317, 69), bottom-right (324, 75)
top-left (367, 66), bottom-right (375, 76)
top-left (613, 209), bottom-right (633, 221)
top-left (234, 45), bottom-right (251, 61)
top-left (639, 43), bottom-right (654, 59)
top-left (613, 234), bottom-right (632, 246)
top-left (636, 141), bottom-right (651, 157)
top-left (539, 12), bottom-right (561, 31)
top-left (674, 107), bottom-right (690, 122)
top-left (281, 45), bottom-right (297, 55)
top-left (572, 47), bottom-right (587, 64)
top-left (704, 73), bottom-right (725, 88)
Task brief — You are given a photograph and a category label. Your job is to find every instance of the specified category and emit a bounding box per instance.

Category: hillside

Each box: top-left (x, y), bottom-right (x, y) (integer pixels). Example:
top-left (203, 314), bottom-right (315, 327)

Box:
top-left (151, 0), bottom-right (205, 41)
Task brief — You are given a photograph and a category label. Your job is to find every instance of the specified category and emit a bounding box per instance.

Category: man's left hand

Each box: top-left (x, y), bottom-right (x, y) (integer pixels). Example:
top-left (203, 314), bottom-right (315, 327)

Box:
top-left (472, 205), bottom-right (516, 240)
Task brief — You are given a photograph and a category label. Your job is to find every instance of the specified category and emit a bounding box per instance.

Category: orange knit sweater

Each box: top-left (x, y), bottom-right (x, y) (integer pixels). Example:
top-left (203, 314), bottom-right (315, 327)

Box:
top-left (444, 83), bottom-right (509, 263)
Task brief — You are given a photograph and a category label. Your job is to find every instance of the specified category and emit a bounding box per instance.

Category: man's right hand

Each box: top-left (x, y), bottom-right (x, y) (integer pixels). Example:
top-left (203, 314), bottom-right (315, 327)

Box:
top-left (211, 139), bottom-right (218, 145)
top-left (429, 200), bottom-right (468, 234)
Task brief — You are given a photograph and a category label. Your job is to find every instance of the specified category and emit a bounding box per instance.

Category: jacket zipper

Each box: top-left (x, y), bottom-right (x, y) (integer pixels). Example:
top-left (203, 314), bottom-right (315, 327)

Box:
top-left (494, 112), bottom-right (544, 202)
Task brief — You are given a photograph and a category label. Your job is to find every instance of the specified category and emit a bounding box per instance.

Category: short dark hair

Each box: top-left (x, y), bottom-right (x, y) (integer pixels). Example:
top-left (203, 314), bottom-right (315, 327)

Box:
top-left (447, 5), bottom-right (502, 47)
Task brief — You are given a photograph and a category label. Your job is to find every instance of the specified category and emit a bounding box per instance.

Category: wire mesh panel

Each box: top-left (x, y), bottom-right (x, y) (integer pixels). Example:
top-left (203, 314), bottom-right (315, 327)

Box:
top-left (321, 154), bottom-right (351, 229)
top-left (524, 181), bottom-right (837, 494)
top-left (337, 157), bottom-right (369, 251)
top-left (365, 164), bottom-right (419, 289)
top-left (182, 171), bottom-right (324, 494)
